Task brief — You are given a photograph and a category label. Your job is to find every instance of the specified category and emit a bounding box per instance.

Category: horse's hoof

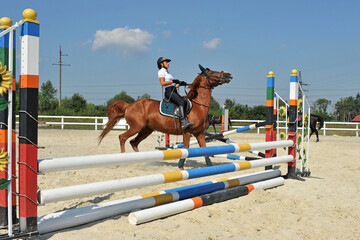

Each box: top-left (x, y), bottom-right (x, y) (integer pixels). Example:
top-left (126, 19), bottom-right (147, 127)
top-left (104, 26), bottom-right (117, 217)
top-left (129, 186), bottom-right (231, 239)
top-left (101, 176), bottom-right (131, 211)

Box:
top-left (178, 158), bottom-right (186, 169)
top-left (316, 139), bottom-right (319, 142)
top-left (205, 156), bottom-right (213, 166)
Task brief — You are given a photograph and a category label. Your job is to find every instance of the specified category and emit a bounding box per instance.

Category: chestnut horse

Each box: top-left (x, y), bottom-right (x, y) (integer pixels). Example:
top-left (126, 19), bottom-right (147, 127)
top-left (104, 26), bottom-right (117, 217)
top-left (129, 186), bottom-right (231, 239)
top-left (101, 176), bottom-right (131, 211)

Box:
top-left (99, 65), bottom-right (232, 168)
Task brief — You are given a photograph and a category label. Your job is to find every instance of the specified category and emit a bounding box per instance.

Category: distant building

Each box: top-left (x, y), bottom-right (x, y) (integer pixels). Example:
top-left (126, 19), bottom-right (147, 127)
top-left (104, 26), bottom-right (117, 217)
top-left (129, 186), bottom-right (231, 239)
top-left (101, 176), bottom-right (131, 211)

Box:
top-left (352, 115), bottom-right (360, 122)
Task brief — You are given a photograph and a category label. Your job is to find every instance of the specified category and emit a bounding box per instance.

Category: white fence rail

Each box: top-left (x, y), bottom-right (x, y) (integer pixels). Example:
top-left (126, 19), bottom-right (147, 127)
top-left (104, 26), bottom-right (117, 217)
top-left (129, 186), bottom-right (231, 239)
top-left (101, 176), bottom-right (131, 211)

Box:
top-left (14, 115), bottom-right (359, 136)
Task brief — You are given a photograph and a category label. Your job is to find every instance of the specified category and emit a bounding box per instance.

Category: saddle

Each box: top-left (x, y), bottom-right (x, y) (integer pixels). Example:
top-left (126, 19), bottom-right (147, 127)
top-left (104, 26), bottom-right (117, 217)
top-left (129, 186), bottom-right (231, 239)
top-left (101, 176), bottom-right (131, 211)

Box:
top-left (159, 97), bottom-right (192, 119)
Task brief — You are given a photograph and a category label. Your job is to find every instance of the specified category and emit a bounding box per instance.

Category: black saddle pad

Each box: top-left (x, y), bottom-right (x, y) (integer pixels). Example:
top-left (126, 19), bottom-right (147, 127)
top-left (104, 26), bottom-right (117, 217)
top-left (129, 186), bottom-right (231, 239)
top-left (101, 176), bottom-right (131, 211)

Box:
top-left (159, 99), bottom-right (192, 118)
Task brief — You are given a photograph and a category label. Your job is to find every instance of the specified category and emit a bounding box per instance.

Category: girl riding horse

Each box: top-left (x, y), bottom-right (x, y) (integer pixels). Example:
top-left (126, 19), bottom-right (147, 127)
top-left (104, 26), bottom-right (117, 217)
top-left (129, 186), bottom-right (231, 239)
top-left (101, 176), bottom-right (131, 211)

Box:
top-left (99, 64), bottom-right (232, 168)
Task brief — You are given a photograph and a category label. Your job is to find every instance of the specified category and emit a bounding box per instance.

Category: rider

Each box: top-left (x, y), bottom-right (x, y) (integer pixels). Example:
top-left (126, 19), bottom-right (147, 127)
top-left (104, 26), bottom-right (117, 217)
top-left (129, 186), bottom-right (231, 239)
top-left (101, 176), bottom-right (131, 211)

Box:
top-left (157, 57), bottom-right (194, 129)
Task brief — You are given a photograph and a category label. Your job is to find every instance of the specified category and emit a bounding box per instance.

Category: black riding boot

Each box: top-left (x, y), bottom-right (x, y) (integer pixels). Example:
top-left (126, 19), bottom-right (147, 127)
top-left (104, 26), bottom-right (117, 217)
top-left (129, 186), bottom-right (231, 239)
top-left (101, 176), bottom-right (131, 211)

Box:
top-left (179, 106), bottom-right (194, 129)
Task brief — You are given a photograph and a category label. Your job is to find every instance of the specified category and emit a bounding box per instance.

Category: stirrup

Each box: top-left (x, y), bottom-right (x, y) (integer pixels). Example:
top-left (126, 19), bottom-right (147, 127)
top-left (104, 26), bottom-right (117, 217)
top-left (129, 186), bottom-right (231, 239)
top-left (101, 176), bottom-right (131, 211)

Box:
top-left (181, 121), bottom-right (194, 129)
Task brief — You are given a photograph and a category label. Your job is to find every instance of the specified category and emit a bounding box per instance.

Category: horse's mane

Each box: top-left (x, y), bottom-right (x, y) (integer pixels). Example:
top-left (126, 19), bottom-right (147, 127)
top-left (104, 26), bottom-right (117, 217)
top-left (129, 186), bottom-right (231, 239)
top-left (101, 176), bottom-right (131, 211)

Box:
top-left (186, 74), bottom-right (202, 99)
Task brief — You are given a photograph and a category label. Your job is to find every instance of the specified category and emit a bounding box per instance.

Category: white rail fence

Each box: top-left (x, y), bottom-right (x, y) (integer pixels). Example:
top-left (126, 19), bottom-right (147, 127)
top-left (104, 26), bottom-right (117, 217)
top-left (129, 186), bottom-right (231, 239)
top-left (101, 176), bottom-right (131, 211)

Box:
top-left (14, 115), bottom-right (359, 137)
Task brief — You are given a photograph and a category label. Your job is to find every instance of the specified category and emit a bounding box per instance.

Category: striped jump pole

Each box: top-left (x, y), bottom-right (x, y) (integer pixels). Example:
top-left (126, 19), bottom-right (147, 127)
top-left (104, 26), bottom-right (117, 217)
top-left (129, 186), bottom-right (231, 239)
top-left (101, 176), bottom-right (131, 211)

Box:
top-left (287, 69), bottom-right (298, 178)
top-left (19, 9), bottom-right (40, 233)
top-left (37, 170), bottom-right (280, 234)
top-left (272, 89), bottom-right (278, 154)
top-left (215, 154), bottom-right (260, 161)
top-left (174, 121), bottom-right (266, 149)
top-left (38, 140), bottom-right (293, 173)
top-left (249, 150), bottom-right (265, 158)
top-left (221, 105), bottom-right (225, 132)
top-left (128, 177), bottom-right (285, 225)
top-left (265, 71), bottom-right (275, 170)
top-left (38, 155), bottom-right (293, 204)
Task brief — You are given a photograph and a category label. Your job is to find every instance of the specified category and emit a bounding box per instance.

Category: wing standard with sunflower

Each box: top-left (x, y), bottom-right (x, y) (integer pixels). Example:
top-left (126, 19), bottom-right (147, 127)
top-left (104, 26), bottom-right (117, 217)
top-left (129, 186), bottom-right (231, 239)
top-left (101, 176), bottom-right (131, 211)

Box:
top-left (0, 61), bottom-right (12, 96)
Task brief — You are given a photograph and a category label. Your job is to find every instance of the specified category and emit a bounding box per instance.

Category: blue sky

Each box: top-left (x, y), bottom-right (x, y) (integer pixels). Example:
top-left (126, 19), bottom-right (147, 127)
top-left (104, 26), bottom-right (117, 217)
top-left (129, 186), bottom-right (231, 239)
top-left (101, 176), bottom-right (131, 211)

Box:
top-left (4, 0), bottom-right (360, 113)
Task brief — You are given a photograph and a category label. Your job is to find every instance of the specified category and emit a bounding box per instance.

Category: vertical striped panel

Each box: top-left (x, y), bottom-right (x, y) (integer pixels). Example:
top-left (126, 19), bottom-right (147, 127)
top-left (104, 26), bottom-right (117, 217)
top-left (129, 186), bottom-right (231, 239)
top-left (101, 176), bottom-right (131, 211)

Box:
top-left (287, 69), bottom-right (298, 178)
top-left (0, 23), bottom-right (17, 226)
top-left (19, 18), bottom-right (40, 233)
top-left (265, 71), bottom-right (275, 170)
top-left (221, 106), bottom-right (225, 132)
top-left (0, 26), bottom-right (9, 227)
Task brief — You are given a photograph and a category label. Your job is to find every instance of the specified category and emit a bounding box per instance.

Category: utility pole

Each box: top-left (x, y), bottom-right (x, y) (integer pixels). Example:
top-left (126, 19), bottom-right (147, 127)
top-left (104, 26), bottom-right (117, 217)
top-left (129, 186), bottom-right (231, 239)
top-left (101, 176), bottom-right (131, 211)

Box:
top-left (52, 45), bottom-right (70, 106)
top-left (298, 71), bottom-right (309, 99)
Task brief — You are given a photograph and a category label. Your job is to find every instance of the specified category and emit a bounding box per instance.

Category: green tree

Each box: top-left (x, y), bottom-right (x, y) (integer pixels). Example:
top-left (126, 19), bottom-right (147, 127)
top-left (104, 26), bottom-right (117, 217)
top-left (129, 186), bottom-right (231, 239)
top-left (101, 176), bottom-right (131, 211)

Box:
top-left (107, 91), bottom-right (135, 106)
top-left (248, 105), bottom-right (266, 120)
top-left (39, 80), bottom-right (57, 113)
top-left (334, 95), bottom-right (358, 122)
top-left (208, 96), bottom-right (221, 115)
top-left (224, 98), bottom-right (236, 109)
top-left (58, 93), bottom-right (87, 115)
top-left (137, 93), bottom-right (151, 100)
top-left (228, 104), bottom-right (251, 119)
top-left (355, 93), bottom-right (360, 114)
top-left (82, 103), bottom-right (107, 116)
top-left (312, 98), bottom-right (331, 114)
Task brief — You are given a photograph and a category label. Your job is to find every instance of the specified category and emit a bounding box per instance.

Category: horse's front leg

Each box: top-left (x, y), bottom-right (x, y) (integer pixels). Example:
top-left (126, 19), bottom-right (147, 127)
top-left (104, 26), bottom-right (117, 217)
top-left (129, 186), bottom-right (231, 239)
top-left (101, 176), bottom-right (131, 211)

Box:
top-left (212, 124), bottom-right (217, 133)
top-left (178, 132), bottom-right (191, 169)
top-left (195, 133), bottom-right (212, 167)
top-left (315, 130), bottom-right (319, 142)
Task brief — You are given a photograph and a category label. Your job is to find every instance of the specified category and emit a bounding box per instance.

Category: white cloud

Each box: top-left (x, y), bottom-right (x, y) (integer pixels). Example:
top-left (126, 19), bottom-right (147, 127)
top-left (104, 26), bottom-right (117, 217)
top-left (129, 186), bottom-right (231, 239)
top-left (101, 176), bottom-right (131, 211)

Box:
top-left (162, 30), bottom-right (171, 39)
top-left (92, 26), bottom-right (154, 57)
top-left (202, 38), bottom-right (221, 50)
top-left (183, 28), bottom-right (191, 35)
top-left (156, 21), bottom-right (168, 25)
top-left (81, 39), bottom-right (93, 46)
top-left (275, 43), bottom-right (287, 51)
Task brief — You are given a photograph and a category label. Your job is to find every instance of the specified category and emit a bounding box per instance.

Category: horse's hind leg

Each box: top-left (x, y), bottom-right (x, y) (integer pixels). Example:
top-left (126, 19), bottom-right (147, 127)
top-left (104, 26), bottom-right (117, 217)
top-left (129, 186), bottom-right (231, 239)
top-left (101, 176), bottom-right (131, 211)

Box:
top-left (309, 127), bottom-right (315, 139)
top-left (315, 130), bottom-right (319, 142)
top-left (195, 133), bottom-right (212, 167)
top-left (129, 127), bottom-right (153, 152)
top-left (178, 132), bottom-right (191, 169)
top-left (119, 128), bottom-right (139, 153)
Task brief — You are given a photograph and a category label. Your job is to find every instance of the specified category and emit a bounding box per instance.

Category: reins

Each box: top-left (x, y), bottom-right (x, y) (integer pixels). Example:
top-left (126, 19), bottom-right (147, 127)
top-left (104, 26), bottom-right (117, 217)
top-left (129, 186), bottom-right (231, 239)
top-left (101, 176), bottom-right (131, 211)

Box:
top-left (184, 69), bottom-right (227, 108)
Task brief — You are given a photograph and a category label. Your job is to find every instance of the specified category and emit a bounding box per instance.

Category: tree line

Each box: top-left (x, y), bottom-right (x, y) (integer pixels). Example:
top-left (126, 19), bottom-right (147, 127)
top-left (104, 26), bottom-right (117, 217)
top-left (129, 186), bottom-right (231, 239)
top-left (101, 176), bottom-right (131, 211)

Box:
top-left (35, 80), bottom-right (360, 122)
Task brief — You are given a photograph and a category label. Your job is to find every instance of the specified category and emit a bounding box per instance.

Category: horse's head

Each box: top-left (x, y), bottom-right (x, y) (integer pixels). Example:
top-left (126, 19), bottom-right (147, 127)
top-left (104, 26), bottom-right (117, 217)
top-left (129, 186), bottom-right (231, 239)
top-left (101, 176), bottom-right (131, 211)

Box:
top-left (198, 64), bottom-right (232, 88)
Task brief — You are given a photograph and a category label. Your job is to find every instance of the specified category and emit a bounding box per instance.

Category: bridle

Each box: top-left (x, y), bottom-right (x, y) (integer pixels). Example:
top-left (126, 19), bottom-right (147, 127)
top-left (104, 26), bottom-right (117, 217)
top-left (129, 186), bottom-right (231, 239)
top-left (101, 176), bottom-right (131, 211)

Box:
top-left (200, 68), bottom-right (226, 89)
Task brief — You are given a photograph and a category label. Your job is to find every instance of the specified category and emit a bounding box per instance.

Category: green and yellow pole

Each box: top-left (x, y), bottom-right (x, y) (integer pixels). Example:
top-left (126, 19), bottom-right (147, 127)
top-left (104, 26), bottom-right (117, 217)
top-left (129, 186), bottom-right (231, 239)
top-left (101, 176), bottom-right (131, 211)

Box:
top-left (265, 71), bottom-right (275, 170)
top-left (221, 105), bottom-right (225, 132)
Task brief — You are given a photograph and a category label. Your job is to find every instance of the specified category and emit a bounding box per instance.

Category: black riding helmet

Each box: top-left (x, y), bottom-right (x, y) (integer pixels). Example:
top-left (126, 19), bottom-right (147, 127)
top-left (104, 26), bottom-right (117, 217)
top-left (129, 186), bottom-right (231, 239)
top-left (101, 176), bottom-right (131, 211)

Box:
top-left (157, 57), bottom-right (171, 69)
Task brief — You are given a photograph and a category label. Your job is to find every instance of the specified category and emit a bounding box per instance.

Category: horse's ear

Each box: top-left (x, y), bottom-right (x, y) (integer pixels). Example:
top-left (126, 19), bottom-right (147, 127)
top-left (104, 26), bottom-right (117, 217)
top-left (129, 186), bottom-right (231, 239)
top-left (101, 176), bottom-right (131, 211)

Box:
top-left (199, 64), bottom-right (207, 75)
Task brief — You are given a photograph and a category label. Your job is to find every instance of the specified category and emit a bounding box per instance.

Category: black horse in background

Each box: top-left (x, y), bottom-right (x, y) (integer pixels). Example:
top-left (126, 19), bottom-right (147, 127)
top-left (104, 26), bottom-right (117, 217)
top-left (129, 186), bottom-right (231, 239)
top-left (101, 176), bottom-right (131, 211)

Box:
top-left (207, 114), bottom-right (232, 132)
top-left (299, 114), bottom-right (324, 142)
top-left (309, 114), bottom-right (324, 142)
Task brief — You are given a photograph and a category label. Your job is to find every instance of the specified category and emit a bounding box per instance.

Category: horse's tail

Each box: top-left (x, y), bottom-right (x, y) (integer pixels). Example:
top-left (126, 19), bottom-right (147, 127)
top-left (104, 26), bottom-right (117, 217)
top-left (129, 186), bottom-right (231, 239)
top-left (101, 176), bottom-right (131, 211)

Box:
top-left (98, 100), bottom-right (129, 144)
top-left (317, 115), bottom-right (324, 130)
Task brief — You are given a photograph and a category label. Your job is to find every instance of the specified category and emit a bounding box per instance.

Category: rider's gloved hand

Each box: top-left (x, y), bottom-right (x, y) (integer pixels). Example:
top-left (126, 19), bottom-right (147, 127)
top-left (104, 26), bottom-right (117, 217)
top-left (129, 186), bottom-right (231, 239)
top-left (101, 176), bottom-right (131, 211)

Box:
top-left (179, 81), bottom-right (187, 86)
top-left (172, 79), bottom-right (180, 84)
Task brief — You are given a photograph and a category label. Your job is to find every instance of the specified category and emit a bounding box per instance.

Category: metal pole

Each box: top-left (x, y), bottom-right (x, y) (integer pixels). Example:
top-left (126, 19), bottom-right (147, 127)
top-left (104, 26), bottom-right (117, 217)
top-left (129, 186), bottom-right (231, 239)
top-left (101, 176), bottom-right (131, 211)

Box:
top-left (59, 46), bottom-right (61, 106)
top-left (7, 28), bottom-right (13, 238)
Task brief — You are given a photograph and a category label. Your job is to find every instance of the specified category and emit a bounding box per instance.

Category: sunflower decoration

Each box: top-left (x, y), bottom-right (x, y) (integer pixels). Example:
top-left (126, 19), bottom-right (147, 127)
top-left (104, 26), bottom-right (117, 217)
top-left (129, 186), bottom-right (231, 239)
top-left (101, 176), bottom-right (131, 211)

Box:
top-left (298, 98), bottom-right (303, 112)
top-left (157, 132), bottom-right (164, 146)
top-left (297, 135), bottom-right (302, 147)
top-left (0, 148), bottom-right (9, 172)
top-left (0, 61), bottom-right (13, 96)
top-left (279, 106), bottom-right (286, 120)
top-left (279, 132), bottom-right (286, 140)
top-left (304, 113), bottom-right (309, 127)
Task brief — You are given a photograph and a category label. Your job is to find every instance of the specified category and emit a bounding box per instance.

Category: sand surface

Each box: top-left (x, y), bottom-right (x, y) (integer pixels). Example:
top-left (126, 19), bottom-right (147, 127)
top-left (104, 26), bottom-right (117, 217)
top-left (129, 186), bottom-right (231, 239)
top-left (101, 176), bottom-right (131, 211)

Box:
top-left (32, 129), bottom-right (360, 240)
